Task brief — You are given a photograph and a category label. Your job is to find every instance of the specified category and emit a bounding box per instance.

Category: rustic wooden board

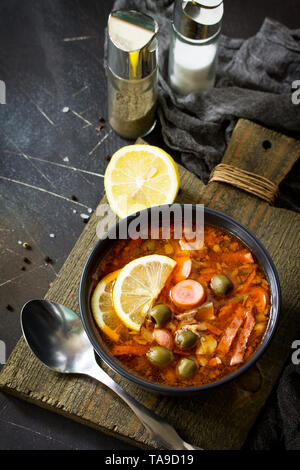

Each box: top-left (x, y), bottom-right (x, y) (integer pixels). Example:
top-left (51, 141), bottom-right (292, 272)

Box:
top-left (0, 119), bottom-right (299, 450)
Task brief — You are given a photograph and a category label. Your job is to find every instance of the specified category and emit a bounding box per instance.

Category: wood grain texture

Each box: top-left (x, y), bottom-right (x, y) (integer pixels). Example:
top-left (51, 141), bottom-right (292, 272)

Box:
top-left (0, 119), bottom-right (299, 450)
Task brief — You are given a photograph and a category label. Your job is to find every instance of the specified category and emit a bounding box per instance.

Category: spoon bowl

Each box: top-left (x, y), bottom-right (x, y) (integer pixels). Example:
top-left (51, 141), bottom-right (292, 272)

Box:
top-left (21, 299), bottom-right (95, 374)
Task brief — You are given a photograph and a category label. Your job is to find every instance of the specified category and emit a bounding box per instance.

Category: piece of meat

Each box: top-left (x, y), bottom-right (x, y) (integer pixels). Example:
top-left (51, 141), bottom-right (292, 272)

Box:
top-left (153, 329), bottom-right (173, 349)
top-left (216, 306), bottom-right (245, 355)
top-left (230, 309), bottom-right (256, 366)
top-left (207, 357), bottom-right (222, 367)
top-left (219, 251), bottom-right (254, 264)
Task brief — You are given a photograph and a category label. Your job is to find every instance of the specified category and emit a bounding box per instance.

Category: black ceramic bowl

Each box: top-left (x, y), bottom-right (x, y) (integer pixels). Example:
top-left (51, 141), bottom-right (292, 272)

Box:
top-left (79, 205), bottom-right (281, 396)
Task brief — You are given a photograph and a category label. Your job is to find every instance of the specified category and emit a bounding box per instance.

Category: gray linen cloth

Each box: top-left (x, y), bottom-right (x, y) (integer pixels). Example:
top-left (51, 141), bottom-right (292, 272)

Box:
top-left (113, 0), bottom-right (300, 203)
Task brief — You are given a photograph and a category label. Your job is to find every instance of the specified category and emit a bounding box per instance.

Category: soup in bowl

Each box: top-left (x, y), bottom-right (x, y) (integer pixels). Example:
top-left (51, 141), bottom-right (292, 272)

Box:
top-left (79, 205), bottom-right (280, 395)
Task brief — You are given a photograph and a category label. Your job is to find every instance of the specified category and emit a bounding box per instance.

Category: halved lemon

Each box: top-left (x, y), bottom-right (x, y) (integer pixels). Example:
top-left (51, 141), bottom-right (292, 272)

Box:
top-left (91, 269), bottom-right (123, 342)
top-left (104, 145), bottom-right (180, 219)
top-left (113, 255), bottom-right (176, 331)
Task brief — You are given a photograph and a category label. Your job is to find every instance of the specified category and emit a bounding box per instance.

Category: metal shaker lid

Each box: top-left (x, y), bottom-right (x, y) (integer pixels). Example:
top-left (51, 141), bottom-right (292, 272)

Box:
top-left (108, 10), bottom-right (158, 80)
top-left (173, 0), bottom-right (224, 41)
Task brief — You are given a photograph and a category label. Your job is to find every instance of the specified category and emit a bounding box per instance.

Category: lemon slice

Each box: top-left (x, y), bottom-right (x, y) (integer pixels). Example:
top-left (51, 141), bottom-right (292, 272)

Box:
top-left (113, 255), bottom-right (176, 331)
top-left (91, 270), bottom-right (123, 342)
top-left (104, 145), bottom-right (180, 219)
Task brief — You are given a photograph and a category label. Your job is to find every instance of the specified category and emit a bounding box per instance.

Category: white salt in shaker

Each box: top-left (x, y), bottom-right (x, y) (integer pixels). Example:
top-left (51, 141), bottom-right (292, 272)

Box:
top-left (168, 0), bottom-right (224, 95)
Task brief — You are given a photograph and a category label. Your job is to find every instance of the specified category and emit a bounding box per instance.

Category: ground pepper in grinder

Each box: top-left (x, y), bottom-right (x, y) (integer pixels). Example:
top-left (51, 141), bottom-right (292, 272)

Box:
top-left (107, 10), bottom-right (159, 139)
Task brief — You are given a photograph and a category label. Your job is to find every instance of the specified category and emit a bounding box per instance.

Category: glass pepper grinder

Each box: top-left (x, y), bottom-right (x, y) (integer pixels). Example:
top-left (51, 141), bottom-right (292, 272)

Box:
top-left (168, 0), bottom-right (224, 95)
top-left (107, 10), bottom-right (159, 139)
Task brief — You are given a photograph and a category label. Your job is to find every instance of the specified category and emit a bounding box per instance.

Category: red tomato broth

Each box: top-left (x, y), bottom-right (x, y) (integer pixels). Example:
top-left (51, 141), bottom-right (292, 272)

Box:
top-left (91, 224), bottom-right (271, 388)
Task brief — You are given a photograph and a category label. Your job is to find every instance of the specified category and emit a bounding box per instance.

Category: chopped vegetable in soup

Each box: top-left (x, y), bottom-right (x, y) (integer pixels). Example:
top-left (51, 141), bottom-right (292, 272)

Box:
top-left (90, 224), bottom-right (271, 387)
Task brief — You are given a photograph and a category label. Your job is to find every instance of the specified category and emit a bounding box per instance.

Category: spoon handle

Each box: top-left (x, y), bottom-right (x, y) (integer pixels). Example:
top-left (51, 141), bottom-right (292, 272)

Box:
top-left (87, 365), bottom-right (202, 450)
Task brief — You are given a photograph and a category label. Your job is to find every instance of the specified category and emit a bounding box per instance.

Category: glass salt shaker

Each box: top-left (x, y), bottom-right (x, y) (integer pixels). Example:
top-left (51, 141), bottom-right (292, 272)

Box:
top-left (168, 0), bottom-right (224, 95)
top-left (107, 10), bottom-right (159, 139)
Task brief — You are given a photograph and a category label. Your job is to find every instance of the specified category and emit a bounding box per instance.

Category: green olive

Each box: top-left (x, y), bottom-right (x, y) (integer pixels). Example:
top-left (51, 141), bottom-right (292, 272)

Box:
top-left (175, 330), bottom-right (198, 349)
top-left (142, 240), bottom-right (156, 251)
top-left (150, 304), bottom-right (172, 327)
top-left (210, 274), bottom-right (233, 296)
top-left (147, 346), bottom-right (173, 367)
top-left (177, 358), bottom-right (197, 378)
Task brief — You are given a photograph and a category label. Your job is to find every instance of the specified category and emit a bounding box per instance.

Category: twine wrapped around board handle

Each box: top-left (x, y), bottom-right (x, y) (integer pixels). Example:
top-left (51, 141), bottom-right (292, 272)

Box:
top-left (209, 163), bottom-right (278, 204)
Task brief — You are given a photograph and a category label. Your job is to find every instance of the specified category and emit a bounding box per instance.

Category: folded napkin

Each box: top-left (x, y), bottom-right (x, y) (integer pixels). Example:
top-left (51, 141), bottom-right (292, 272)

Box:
top-left (246, 362), bottom-right (300, 450)
top-left (113, 0), bottom-right (300, 212)
top-left (112, 1), bottom-right (300, 450)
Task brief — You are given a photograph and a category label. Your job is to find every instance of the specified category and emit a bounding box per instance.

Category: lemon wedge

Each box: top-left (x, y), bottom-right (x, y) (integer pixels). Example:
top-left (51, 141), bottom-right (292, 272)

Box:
top-left (104, 145), bottom-right (180, 219)
top-left (113, 255), bottom-right (176, 331)
top-left (91, 269), bottom-right (123, 342)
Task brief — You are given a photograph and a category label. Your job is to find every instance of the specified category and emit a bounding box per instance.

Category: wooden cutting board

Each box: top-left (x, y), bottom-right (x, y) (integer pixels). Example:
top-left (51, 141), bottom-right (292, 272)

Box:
top-left (1, 119), bottom-right (299, 450)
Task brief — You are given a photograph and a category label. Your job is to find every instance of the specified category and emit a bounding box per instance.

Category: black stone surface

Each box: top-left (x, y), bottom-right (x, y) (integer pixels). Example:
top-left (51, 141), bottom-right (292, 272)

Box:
top-left (0, 0), bottom-right (299, 450)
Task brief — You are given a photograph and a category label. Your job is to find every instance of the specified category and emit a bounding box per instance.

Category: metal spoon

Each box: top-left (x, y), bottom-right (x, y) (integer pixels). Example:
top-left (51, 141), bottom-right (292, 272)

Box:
top-left (20, 299), bottom-right (201, 450)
